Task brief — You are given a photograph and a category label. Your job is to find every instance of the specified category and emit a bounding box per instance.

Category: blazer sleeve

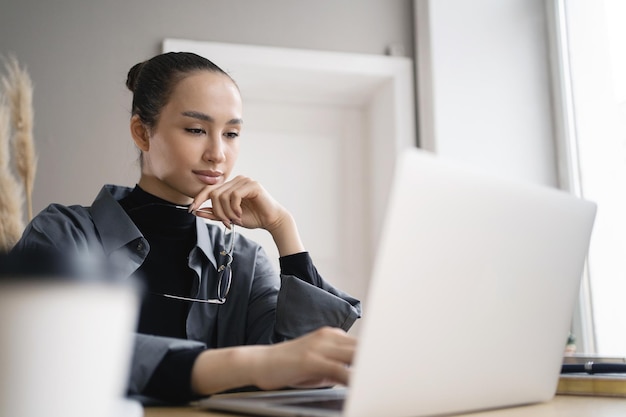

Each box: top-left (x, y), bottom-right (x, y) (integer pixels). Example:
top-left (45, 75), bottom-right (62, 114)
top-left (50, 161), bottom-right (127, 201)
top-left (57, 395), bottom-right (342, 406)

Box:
top-left (274, 252), bottom-right (362, 340)
top-left (127, 334), bottom-right (206, 395)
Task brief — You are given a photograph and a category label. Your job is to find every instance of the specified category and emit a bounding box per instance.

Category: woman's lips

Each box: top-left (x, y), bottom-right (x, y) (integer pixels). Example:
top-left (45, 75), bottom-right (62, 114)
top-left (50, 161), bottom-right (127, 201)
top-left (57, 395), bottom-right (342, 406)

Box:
top-left (193, 170), bottom-right (223, 185)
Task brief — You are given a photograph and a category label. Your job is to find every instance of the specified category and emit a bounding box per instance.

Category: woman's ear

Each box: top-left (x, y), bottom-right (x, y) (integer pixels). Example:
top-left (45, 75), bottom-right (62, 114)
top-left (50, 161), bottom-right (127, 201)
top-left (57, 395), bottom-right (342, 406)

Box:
top-left (130, 115), bottom-right (150, 151)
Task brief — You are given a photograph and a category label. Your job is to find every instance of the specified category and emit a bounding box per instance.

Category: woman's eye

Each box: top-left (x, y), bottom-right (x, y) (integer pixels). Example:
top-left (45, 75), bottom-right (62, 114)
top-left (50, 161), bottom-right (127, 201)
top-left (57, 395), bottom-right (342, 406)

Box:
top-left (185, 128), bottom-right (206, 135)
top-left (225, 132), bottom-right (239, 139)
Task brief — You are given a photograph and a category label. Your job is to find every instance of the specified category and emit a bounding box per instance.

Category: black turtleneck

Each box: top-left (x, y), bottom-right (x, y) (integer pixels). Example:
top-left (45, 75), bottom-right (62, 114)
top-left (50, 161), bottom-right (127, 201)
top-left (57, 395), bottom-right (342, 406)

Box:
top-left (120, 186), bottom-right (196, 338)
top-left (120, 186), bottom-right (204, 403)
top-left (120, 185), bottom-right (198, 339)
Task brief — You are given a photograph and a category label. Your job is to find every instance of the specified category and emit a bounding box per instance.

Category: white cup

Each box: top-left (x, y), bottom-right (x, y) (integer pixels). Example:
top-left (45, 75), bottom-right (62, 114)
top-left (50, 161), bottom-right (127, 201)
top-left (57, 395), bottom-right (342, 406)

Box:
top-left (0, 281), bottom-right (138, 417)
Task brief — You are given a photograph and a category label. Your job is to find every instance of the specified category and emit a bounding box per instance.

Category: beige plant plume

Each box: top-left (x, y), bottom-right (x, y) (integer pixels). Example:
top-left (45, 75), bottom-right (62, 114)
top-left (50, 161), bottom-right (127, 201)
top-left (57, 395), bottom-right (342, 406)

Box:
top-left (0, 56), bottom-right (36, 251)
top-left (0, 98), bottom-right (24, 250)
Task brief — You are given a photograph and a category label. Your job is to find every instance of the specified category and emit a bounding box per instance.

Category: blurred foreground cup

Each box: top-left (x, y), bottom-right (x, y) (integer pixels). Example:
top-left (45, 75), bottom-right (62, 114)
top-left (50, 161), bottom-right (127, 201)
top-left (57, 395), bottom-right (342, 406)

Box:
top-left (0, 251), bottom-right (139, 417)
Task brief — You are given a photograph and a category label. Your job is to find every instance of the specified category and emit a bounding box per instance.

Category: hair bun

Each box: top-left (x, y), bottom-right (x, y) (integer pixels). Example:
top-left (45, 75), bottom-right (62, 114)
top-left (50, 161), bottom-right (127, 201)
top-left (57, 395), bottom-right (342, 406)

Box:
top-left (126, 61), bottom-right (146, 92)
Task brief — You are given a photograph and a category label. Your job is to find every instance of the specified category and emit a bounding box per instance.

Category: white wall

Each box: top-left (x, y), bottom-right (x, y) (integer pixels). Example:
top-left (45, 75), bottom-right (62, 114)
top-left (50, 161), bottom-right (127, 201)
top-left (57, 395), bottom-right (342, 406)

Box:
top-left (0, 0), bottom-right (414, 214)
top-left (415, 0), bottom-right (558, 186)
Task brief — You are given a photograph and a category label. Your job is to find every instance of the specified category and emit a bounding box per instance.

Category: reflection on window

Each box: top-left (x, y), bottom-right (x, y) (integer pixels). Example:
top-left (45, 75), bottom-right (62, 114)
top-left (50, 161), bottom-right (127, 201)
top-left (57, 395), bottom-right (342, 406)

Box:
top-left (559, 0), bottom-right (626, 355)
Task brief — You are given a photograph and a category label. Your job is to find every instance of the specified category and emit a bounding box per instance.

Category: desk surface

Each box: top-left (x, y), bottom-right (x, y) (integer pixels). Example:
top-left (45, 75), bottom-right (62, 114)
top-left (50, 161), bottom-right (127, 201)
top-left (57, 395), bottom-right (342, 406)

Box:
top-left (144, 395), bottom-right (626, 417)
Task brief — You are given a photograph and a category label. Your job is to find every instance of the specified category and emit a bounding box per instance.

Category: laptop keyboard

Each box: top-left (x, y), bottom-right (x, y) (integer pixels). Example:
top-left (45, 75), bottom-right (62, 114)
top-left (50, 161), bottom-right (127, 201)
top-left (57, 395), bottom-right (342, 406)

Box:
top-left (287, 398), bottom-right (345, 411)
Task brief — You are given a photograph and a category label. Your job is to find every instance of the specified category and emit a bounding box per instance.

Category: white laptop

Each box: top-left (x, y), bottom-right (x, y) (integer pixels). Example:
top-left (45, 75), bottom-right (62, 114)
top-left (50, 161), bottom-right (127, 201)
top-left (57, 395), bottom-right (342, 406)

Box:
top-left (197, 147), bottom-right (597, 417)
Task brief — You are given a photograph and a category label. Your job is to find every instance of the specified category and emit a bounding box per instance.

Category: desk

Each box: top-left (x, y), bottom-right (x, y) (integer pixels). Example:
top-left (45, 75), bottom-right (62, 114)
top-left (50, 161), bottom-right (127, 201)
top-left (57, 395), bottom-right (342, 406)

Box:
top-left (144, 395), bottom-right (626, 417)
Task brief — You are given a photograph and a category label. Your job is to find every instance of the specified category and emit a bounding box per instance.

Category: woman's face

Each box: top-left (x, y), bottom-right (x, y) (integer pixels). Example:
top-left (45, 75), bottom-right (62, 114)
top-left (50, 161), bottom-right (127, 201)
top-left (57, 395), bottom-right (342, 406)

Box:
top-left (137, 71), bottom-right (243, 204)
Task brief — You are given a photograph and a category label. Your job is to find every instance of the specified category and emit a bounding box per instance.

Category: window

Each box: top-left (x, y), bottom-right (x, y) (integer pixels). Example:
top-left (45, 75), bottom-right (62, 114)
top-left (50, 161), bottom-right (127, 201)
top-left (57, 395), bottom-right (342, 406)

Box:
top-left (551, 0), bottom-right (626, 355)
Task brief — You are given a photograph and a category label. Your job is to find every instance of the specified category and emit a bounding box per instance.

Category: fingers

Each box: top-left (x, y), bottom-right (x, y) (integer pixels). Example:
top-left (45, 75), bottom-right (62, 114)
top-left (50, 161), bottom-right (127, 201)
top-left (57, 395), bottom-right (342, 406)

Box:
top-left (320, 357), bottom-right (352, 386)
top-left (191, 176), bottom-right (260, 227)
top-left (252, 327), bottom-right (358, 391)
top-left (207, 179), bottom-right (245, 224)
top-left (191, 175), bottom-right (284, 232)
top-left (299, 327), bottom-right (357, 386)
top-left (307, 328), bottom-right (356, 361)
top-left (306, 348), bottom-right (353, 387)
top-left (293, 357), bottom-right (352, 388)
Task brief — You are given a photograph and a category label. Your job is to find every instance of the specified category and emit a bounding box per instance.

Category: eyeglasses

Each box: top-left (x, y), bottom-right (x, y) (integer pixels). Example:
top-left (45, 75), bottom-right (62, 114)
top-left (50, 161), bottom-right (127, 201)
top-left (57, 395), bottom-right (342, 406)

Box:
top-left (127, 202), bottom-right (236, 304)
top-left (161, 222), bottom-right (235, 304)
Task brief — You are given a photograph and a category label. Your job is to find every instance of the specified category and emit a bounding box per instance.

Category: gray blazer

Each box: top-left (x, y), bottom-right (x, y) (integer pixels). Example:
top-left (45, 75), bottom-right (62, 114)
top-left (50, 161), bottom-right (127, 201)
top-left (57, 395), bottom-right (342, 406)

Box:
top-left (10, 185), bottom-right (362, 395)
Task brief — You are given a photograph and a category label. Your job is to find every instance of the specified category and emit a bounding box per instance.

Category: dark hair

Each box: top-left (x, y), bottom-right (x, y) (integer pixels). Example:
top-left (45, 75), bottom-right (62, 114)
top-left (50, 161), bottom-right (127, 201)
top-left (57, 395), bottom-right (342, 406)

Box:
top-left (126, 52), bottom-right (233, 129)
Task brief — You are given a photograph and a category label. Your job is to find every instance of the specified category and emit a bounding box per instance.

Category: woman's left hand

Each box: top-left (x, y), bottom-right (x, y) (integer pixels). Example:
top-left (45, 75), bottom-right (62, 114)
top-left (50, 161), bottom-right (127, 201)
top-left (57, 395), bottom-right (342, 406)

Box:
top-left (191, 175), bottom-right (305, 256)
top-left (190, 175), bottom-right (286, 231)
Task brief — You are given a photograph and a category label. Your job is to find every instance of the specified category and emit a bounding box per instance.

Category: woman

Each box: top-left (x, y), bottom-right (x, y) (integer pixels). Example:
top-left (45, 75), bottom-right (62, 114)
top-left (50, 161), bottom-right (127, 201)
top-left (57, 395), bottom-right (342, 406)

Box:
top-left (10, 52), bottom-right (361, 403)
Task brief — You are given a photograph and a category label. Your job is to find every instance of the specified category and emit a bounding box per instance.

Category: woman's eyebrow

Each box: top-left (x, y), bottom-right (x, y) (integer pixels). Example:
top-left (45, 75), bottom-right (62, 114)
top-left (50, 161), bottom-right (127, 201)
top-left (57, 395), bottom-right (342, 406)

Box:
top-left (181, 110), bottom-right (212, 122)
top-left (181, 110), bottom-right (243, 125)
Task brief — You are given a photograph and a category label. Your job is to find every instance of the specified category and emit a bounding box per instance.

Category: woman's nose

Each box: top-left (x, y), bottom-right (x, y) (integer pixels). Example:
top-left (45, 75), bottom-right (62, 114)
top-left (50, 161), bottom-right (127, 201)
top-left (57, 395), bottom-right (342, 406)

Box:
top-left (203, 135), bottom-right (226, 163)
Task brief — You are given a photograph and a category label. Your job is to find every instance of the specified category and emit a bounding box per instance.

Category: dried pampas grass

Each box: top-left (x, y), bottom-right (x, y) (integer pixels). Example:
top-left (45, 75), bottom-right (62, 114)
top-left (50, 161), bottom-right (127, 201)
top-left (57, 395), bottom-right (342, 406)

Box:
top-left (0, 55), bottom-right (37, 251)
top-left (0, 100), bottom-right (24, 250)
top-left (1, 56), bottom-right (37, 221)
